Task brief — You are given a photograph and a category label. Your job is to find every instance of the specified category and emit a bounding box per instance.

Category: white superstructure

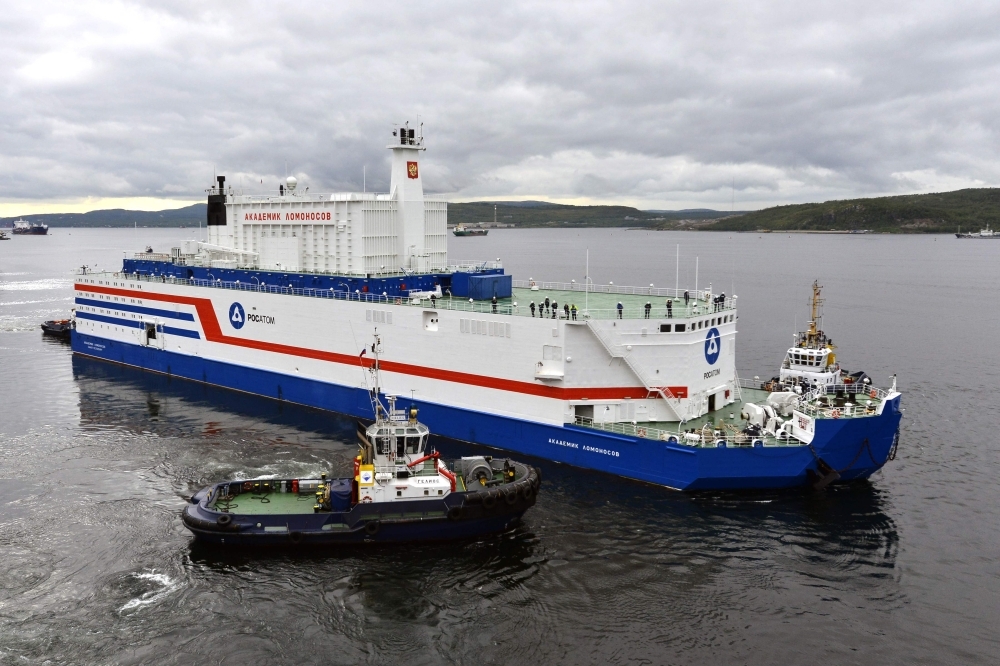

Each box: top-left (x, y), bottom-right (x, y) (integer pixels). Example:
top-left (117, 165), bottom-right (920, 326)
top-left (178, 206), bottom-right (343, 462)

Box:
top-left (203, 122), bottom-right (447, 274)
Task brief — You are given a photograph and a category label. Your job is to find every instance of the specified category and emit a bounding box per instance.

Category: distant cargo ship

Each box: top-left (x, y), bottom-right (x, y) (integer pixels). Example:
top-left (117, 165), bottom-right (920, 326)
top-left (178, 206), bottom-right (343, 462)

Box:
top-left (12, 220), bottom-right (48, 235)
top-left (70, 123), bottom-right (901, 491)
top-left (452, 224), bottom-right (488, 237)
top-left (956, 226), bottom-right (999, 239)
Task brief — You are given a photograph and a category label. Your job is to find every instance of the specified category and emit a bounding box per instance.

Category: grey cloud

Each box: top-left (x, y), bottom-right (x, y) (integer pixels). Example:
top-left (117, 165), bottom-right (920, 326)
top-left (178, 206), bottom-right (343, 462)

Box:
top-left (2, 0), bottom-right (998, 209)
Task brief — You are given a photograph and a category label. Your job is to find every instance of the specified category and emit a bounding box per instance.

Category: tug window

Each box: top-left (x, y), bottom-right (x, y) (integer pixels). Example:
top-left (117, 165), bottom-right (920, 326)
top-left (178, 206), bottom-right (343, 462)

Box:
top-left (660, 324), bottom-right (671, 332)
top-left (675, 324), bottom-right (685, 332)
top-left (405, 437), bottom-right (420, 454)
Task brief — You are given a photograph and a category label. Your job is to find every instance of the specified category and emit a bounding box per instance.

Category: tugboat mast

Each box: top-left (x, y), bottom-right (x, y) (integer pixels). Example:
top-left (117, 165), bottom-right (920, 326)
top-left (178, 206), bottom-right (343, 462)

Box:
top-left (804, 280), bottom-right (824, 348)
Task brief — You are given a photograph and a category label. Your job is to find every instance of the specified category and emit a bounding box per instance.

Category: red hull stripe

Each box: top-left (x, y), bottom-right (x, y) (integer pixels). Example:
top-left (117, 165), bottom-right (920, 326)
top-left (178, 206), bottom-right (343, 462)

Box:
top-left (75, 283), bottom-right (687, 401)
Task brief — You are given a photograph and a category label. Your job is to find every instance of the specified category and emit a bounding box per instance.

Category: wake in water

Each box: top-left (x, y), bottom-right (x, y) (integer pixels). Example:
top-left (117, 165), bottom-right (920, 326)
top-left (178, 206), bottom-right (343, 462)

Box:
top-left (118, 571), bottom-right (181, 613)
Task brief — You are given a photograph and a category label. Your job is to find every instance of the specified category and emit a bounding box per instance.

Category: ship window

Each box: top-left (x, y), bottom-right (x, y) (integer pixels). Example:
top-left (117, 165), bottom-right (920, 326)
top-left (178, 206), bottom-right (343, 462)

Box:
top-left (405, 437), bottom-right (420, 453)
top-left (660, 324), bottom-right (671, 332)
top-left (675, 324), bottom-right (685, 332)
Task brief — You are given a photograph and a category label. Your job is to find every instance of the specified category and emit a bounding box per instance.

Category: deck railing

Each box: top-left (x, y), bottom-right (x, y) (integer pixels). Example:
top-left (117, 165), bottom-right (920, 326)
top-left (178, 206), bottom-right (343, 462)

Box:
top-left (737, 378), bottom-right (888, 419)
top-left (84, 271), bottom-right (736, 321)
top-left (572, 416), bottom-right (803, 448)
top-left (513, 281), bottom-right (734, 312)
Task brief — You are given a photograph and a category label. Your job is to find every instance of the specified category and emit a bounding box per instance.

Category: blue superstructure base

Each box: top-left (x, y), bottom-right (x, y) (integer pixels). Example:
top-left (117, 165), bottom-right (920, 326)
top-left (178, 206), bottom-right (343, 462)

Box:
top-left (71, 332), bottom-right (902, 491)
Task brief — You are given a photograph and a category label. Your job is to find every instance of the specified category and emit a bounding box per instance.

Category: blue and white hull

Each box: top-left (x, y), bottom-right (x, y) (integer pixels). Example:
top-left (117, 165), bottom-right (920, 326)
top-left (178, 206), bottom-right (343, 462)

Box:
top-left (72, 327), bottom-right (901, 491)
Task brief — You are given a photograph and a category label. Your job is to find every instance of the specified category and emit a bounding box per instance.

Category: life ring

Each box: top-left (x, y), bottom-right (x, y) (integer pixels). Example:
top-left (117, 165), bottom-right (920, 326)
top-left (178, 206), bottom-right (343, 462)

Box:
top-left (364, 520), bottom-right (380, 536)
top-left (482, 493), bottom-right (497, 510)
top-left (216, 513), bottom-right (232, 526)
top-left (831, 409), bottom-right (841, 419)
top-left (447, 506), bottom-right (464, 521)
top-left (636, 427), bottom-right (647, 438)
top-left (360, 496), bottom-right (372, 503)
top-left (504, 488), bottom-right (518, 505)
top-left (242, 481), bottom-right (252, 492)
top-left (869, 389), bottom-right (878, 399)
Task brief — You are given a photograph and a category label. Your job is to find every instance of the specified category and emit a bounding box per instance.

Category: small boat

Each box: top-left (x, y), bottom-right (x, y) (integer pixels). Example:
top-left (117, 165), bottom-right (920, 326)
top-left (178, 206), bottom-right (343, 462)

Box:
top-left (0, 231), bottom-right (9, 240)
top-left (41, 319), bottom-right (73, 340)
top-left (452, 224), bottom-right (488, 237)
top-left (182, 332), bottom-right (540, 545)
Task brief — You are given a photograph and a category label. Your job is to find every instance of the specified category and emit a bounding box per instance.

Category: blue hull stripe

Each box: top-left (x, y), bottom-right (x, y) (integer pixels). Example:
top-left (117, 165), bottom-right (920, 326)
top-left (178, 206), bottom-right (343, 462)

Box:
top-left (75, 312), bottom-right (201, 339)
top-left (75, 297), bottom-right (195, 321)
top-left (71, 332), bottom-right (901, 490)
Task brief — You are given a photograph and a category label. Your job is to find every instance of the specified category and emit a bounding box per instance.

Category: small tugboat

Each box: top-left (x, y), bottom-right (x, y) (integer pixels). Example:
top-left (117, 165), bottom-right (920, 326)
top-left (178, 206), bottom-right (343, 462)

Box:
top-left (182, 332), bottom-right (540, 545)
top-left (41, 319), bottom-right (73, 340)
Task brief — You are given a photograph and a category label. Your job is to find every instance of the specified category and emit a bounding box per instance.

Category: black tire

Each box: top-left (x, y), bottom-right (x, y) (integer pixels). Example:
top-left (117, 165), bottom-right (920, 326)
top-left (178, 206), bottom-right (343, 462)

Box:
top-left (504, 487), bottom-right (518, 505)
top-left (482, 493), bottom-right (497, 510)
top-left (447, 505), bottom-right (464, 521)
top-left (520, 484), bottom-right (534, 502)
top-left (364, 520), bottom-right (380, 536)
top-left (289, 531), bottom-right (303, 544)
top-left (217, 513), bottom-right (232, 526)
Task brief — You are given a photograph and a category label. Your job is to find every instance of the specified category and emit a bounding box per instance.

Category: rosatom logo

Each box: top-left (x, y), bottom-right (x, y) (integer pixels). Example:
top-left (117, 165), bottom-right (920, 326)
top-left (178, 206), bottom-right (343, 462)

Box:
top-left (229, 302), bottom-right (245, 330)
top-left (704, 327), bottom-right (721, 365)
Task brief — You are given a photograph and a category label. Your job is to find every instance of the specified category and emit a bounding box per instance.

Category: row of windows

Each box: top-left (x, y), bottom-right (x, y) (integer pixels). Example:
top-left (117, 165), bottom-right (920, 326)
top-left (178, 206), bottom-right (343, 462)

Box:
top-left (791, 353), bottom-right (826, 367)
top-left (659, 314), bottom-right (733, 333)
top-left (79, 294), bottom-right (145, 306)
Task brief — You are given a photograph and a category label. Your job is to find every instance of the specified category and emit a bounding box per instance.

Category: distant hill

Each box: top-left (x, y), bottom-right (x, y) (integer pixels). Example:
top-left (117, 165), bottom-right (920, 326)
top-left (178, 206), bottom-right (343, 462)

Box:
top-left (700, 188), bottom-right (1000, 233)
top-left (1, 201), bottom-right (742, 229)
top-left (449, 201), bottom-right (736, 228)
top-left (0, 204), bottom-right (206, 228)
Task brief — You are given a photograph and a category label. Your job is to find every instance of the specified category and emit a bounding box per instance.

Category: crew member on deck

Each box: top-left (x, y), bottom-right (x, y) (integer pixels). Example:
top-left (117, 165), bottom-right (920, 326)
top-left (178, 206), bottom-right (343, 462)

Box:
top-left (684, 291), bottom-right (690, 306)
top-left (492, 295), bottom-right (498, 313)
top-left (666, 299), bottom-right (672, 318)
top-left (617, 302), bottom-right (623, 319)
top-left (544, 297), bottom-right (551, 314)
top-left (564, 303), bottom-right (570, 319)
top-left (530, 301), bottom-right (536, 317)
top-left (551, 302), bottom-right (558, 319)
top-left (644, 302), bottom-right (651, 318)
top-left (571, 304), bottom-right (578, 320)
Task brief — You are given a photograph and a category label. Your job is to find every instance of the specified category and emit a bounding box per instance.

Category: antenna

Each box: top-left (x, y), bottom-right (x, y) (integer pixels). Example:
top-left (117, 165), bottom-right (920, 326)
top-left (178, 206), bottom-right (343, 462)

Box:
top-left (364, 166), bottom-right (366, 193)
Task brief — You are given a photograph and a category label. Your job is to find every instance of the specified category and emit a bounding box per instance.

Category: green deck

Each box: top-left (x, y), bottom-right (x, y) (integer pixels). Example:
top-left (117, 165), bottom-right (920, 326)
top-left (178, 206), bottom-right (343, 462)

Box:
top-left (212, 492), bottom-right (319, 515)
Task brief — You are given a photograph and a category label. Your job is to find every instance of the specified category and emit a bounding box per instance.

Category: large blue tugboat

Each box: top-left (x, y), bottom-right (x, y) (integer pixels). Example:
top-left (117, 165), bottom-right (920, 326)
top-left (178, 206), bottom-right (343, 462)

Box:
top-left (182, 333), bottom-right (540, 545)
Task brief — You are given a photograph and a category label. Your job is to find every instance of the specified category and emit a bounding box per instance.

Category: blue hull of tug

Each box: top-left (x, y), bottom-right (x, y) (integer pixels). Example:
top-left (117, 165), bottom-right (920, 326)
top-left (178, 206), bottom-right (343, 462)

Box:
top-left (72, 331), bottom-right (902, 491)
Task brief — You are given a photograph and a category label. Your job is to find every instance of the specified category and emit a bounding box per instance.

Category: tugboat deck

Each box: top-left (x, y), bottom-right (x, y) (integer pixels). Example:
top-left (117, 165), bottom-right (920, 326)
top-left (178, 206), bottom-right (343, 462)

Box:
top-left (212, 492), bottom-right (319, 515)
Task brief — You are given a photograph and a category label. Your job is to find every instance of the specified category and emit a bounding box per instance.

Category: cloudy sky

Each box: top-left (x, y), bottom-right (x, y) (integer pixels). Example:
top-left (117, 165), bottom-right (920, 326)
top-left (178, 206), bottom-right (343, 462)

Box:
top-left (2, 0), bottom-right (999, 215)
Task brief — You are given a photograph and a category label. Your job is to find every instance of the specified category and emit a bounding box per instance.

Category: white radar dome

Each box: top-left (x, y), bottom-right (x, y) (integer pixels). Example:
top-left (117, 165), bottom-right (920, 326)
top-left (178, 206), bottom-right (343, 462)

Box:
top-left (286, 176), bottom-right (297, 191)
